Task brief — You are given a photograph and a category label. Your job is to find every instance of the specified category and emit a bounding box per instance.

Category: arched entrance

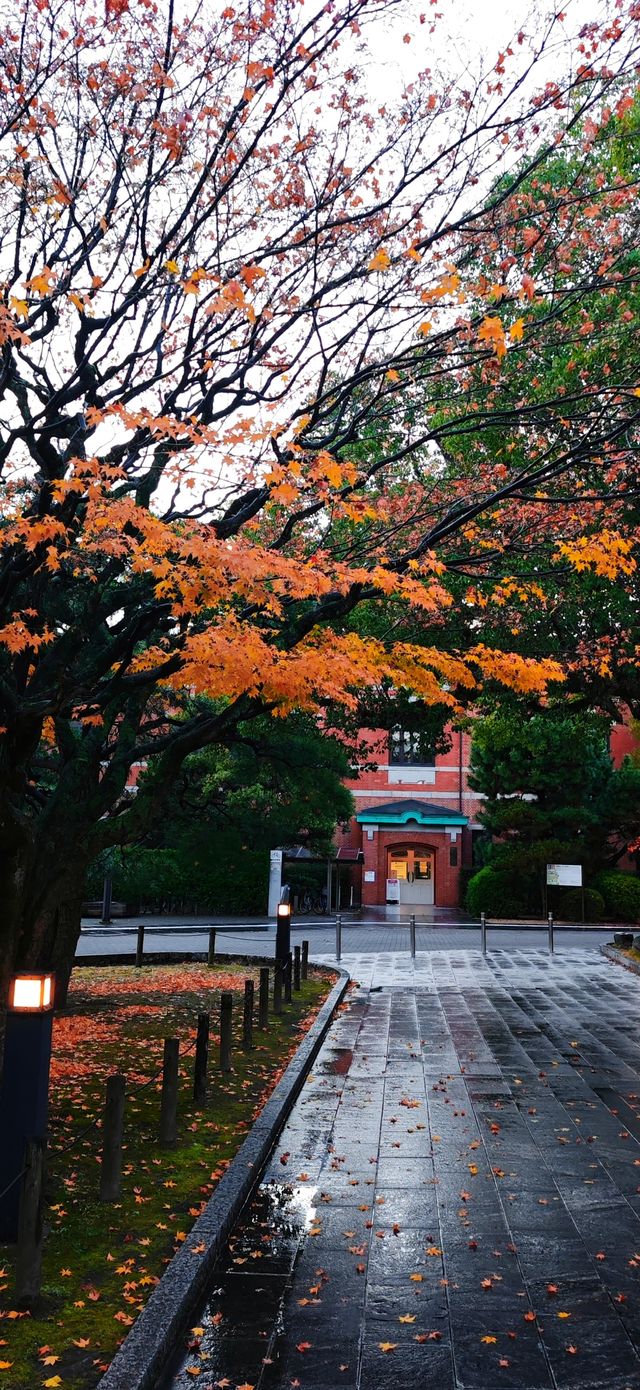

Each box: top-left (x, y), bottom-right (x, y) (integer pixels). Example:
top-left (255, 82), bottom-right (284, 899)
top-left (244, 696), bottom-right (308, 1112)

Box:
top-left (387, 845), bottom-right (434, 905)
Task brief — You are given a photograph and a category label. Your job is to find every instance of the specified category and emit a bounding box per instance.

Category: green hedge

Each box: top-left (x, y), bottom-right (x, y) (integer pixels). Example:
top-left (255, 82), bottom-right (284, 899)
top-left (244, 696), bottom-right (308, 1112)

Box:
top-left (464, 866), bottom-right (527, 919)
top-left (591, 870), bottom-right (640, 922)
top-left (560, 887), bottom-right (605, 922)
top-left (86, 846), bottom-right (269, 915)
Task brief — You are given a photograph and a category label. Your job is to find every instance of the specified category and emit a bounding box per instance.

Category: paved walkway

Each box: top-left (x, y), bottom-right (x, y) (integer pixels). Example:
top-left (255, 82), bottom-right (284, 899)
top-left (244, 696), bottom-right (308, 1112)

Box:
top-left (167, 948), bottom-right (640, 1390)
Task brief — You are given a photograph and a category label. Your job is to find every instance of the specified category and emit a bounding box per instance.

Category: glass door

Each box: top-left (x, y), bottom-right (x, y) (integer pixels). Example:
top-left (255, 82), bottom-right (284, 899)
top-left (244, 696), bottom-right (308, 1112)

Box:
top-left (387, 849), bottom-right (434, 904)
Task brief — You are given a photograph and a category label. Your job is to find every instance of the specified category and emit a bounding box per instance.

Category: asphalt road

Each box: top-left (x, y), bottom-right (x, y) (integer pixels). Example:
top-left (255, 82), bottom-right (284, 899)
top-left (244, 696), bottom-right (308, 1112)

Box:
top-left (76, 918), bottom-right (615, 963)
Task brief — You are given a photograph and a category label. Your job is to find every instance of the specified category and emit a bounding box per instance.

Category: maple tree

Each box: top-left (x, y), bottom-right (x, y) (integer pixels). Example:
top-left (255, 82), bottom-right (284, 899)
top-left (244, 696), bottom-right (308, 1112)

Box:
top-left (1, 0), bottom-right (640, 1007)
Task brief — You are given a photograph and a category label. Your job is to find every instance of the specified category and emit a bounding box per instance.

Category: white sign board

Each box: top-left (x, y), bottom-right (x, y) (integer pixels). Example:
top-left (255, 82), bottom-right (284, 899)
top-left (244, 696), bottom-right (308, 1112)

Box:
top-left (364, 870), bottom-right (375, 883)
top-left (546, 863), bottom-right (582, 887)
top-left (386, 877), bottom-right (400, 903)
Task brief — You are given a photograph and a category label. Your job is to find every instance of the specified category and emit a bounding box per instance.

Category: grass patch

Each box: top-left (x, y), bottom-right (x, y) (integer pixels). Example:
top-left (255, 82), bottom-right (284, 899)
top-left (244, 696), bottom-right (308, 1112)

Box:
top-left (610, 943), bottom-right (640, 962)
top-left (0, 960), bottom-right (333, 1387)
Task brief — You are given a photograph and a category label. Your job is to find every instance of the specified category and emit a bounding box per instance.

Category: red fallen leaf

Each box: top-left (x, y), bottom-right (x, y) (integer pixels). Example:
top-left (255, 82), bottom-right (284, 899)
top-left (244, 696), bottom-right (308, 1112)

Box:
top-left (523, 1311), bottom-right (536, 1322)
top-left (415, 1331), bottom-right (442, 1342)
top-left (460, 1191), bottom-right (472, 1202)
top-left (468, 1239), bottom-right (478, 1250)
top-left (499, 1358), bottom-right (510, 1368)
top-left (296, 1342), bottom-right (312, 1353)
top-left (595, 1252), bottom-right (606, 1261)
top-left (279, 1153), bottom-right (290, 1165)
top-left (546, 1284), bottom-right (559, 1296)
top-left (566, 1345), bottom-right (579, 1355)
top-left (356, 1264), bottom-right (366, 1274)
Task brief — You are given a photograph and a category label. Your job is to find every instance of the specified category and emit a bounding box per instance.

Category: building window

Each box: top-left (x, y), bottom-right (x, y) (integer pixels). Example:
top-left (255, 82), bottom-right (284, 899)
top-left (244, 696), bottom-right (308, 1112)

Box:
top-left (449, 846), bottom-right (458, 868)
top-left (389, 725), bottom-right (435, 767)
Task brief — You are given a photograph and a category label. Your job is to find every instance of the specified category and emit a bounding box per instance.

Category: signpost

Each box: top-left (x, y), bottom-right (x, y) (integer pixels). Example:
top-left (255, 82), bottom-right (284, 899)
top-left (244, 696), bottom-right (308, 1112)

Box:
top-left (546, 864), bottom-right (582, 887)
top-left (268, 849), bottom-right (283, 917)
top-left (546, 863), bottom-right (584, 921)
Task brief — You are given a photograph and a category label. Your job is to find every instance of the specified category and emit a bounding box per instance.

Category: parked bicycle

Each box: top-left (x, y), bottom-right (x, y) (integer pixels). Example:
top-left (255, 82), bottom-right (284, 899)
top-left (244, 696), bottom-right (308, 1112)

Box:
top-left (296, 889), bottom-right (327, 914)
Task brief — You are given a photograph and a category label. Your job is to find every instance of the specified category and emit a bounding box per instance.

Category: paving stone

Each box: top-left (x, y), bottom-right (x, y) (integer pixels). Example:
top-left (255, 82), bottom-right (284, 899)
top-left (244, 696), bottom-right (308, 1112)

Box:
top-left (164, 949), bottom-right (640, 1388)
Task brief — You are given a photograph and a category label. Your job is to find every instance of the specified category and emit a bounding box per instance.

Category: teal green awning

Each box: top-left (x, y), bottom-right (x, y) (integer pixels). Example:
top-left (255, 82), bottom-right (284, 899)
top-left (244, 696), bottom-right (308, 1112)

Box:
top-left (357, 798), bottom-right (467, 827)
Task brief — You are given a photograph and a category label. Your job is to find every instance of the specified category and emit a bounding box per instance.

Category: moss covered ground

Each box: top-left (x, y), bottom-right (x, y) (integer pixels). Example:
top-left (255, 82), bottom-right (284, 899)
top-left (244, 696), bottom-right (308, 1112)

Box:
top-left (0, 960), bottom-right (332, 1388)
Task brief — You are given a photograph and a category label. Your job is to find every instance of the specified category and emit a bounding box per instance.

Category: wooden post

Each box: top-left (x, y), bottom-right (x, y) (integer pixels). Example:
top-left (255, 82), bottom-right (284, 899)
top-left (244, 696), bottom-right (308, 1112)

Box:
top-left (283, 953), bottom-right (292, 1004)
top-left (193, 1013), bottom-right (210, 1106)
top-left (242, 980), bottom-right (254, 1051)
top-left (301, 940), bottom-right (309, 980)
top-left (219, 993), bottom-right (233, 1072)
top-left (99, 1074), bottom-right (126, 1201)
top-left (15, 1138), bottom-right (45, 1308)
top-left (273, 961), bottom-right (283, 1015)
top-left (159, 1038), bottom-right (179, 1146)
top-left (207, 928), bottom-right (216, 965)
top-left (135, 921), bottom-right (145, 967)
top-left (293, 945), bottom-right (301, 991)
top-left (258, 967), bottom-right (270, 1029)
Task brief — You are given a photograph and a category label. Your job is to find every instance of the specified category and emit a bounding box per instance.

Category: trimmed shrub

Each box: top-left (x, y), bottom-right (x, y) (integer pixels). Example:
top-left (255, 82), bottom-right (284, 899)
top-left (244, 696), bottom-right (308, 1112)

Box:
top-left (458, 865), bottom-right (477, 908)
top-left (86, 845), bottom-right (269, 915)
top-left (464, 866), bottom-right (527, 919)
top-left (592, 870), bottom-right (640, 923)
top-left (560, 887), bottom-right (605, 922)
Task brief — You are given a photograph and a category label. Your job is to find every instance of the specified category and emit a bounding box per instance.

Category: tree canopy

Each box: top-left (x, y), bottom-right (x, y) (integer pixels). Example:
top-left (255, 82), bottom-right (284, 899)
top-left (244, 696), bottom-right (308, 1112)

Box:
top-left (468, 710), bottom-right (640, 911)
top-left (1, 0), bottom-right (640, 987)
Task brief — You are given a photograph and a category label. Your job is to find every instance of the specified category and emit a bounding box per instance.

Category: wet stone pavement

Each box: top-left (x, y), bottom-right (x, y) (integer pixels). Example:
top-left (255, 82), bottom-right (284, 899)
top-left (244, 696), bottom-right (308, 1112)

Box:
top-left (165, 949), bottom-right (640, 1390)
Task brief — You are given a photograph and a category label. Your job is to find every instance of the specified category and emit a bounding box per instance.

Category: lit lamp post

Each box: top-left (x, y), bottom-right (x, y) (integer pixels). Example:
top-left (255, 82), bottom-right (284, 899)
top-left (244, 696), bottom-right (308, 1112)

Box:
top-left (0, 974), bottom-right (55, 1242)
top-left (275, 899), bottom-right (292, 965)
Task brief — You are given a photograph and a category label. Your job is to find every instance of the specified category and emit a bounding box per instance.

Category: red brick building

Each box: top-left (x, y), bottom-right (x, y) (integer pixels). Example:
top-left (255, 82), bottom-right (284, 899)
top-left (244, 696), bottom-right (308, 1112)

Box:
top-left (336, 723), bottom-right (484, 910)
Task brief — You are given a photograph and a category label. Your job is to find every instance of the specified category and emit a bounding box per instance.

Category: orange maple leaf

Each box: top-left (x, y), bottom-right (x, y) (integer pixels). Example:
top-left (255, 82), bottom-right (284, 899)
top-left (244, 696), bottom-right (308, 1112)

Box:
top-left (368, 248), bottom-right (391, 272)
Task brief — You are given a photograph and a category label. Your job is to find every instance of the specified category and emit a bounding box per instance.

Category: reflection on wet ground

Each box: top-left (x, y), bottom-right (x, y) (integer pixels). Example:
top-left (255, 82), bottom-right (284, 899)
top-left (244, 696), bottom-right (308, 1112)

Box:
top-left (165, 950), bottom-right (640, 1389)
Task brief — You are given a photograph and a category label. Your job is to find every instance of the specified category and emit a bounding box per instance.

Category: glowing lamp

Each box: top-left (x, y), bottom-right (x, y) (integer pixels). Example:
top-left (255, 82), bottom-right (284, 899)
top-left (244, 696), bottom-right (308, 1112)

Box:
top-left (0, 972), bottom-right (56, 1241)
top-left (8, 974), bottom-right (54, 1012)
top-left (275, 898), bottom-right (292, 963)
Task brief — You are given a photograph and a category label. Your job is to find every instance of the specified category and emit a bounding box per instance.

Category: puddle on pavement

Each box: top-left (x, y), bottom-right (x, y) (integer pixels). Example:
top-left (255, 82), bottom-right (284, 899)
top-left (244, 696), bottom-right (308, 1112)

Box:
top-left (325, 1047), bottom-right (354, 1074)
top-left (164, 1182), bottom-right (318, 1388)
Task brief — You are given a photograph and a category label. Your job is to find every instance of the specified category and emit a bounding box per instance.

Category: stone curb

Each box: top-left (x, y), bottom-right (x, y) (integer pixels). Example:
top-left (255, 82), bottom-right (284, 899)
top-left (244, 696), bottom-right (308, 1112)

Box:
top-left (98, 967), bottom-right (350, 1390)
top-left (600, 942), bottom-right (640, 977)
